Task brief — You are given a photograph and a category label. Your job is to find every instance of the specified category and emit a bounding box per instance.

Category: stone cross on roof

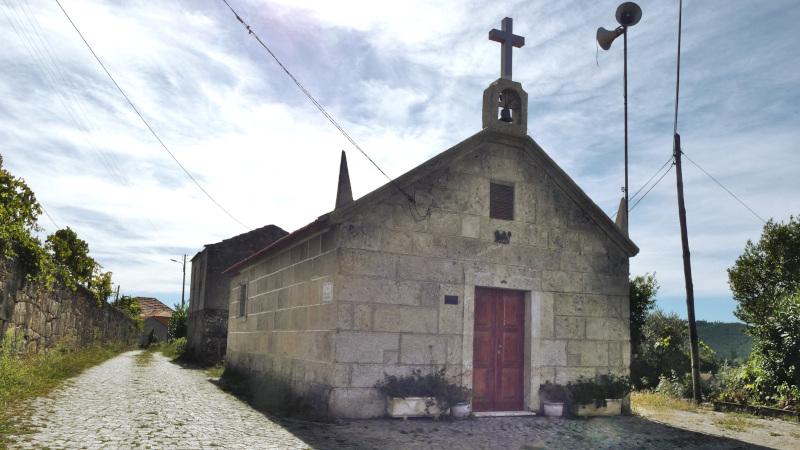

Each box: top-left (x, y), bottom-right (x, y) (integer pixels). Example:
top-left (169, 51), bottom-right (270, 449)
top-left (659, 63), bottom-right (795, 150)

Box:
top-left (489, 17), bottom-right (525, 80)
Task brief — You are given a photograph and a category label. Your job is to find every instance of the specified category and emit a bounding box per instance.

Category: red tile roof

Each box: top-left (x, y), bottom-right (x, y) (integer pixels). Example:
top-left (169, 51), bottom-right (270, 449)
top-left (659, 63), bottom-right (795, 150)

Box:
top-left (134, 297), bottom-right (173, 319)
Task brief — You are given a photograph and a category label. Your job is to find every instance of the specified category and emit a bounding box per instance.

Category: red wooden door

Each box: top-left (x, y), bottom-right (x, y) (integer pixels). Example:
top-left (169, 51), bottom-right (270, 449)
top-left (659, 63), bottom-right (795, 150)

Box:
top-left (472, 288), bottom-right (525, 412)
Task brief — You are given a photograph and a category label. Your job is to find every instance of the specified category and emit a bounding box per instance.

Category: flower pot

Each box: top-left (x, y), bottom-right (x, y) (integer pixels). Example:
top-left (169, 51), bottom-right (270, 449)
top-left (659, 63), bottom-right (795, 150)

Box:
top-left (386, 397), bottom-right (444, 419)
top-left (576, 398), bottom-right (623, 416)
top-left (451, 402), bottom-right (471, 418)
top-left (543, 401), bottom-right (565, 417)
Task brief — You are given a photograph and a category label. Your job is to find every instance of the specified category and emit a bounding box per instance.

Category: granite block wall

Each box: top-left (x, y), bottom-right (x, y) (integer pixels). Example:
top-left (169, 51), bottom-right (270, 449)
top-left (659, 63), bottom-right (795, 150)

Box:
top-left (0, 259), bottom-right (138, 353)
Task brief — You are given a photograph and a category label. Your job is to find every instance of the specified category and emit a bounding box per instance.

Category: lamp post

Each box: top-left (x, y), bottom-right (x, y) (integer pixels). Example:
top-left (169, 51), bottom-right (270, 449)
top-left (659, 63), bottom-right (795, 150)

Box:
top-left (170, 254), bottom-right (186, 309)
top-left (597, 2), bottom-right (642, 232)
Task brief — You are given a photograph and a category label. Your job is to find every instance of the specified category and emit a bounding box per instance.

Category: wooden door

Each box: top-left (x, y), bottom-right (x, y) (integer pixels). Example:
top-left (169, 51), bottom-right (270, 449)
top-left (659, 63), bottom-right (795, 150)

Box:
top-left (472, 288), bottom-right (525, 412)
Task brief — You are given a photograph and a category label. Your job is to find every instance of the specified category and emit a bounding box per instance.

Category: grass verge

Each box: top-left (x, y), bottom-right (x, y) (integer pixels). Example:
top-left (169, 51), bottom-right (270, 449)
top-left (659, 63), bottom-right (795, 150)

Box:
top-left (146, 337), bottom-right (186, 360)
top-left (631, 391), bottom-right (699, 413)
top-left (714, 414), bottom-right (752, 432)
top-left (0, 342), bottom-right (128, 446)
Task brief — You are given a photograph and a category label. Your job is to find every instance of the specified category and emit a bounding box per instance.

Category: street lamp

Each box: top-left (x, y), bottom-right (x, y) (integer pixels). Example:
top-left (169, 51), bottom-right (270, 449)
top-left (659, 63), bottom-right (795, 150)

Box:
top-left (170, 254), bottom-right (187, 309)
top-left (597, 2), bottom-right (642, 232)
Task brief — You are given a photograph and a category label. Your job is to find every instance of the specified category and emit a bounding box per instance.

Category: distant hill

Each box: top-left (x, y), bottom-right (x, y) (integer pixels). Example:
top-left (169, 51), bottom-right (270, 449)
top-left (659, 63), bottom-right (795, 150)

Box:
top-left (696, 321), bottom-right (753, 362)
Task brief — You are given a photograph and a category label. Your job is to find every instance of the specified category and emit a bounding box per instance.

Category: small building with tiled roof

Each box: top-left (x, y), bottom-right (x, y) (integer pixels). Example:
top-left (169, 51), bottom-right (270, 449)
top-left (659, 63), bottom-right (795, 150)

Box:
top-left (134, 297), bottom-right (173, 344)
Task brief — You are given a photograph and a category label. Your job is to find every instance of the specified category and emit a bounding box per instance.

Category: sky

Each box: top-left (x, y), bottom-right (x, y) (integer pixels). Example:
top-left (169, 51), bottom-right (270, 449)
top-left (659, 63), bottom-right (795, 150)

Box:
top-left (1, 0), bottom-right (798, 321)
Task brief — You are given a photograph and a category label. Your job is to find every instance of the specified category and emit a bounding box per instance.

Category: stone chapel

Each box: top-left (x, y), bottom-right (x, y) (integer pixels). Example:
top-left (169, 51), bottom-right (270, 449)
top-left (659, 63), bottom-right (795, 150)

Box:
top-left (223, 17), bottom-right (638, 418)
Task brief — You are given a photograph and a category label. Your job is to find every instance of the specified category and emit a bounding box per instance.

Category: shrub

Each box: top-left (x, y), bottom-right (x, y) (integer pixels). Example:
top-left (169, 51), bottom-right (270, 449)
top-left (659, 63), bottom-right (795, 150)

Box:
top-left (168, 303), bottom-right (187, 340)
top-left (568, 374), bottom-right (631, 407)
top-left (539, 381), bottom-right (570, 403)
top-left (375, 368), bottom-right (471, 411)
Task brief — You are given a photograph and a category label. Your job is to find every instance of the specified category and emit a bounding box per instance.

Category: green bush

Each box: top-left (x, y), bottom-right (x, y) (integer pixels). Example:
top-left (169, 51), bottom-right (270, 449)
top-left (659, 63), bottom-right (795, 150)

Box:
top-left (157, 337), bottom-right (186, 359)
top-left (727, 216), bottom-right (800, 410)
top-left (568, 374), bottom-right (631, 407)
top-left (168, 303), bottom-right (187, 340)
top-left (375, 368), bottom-right (471, 411)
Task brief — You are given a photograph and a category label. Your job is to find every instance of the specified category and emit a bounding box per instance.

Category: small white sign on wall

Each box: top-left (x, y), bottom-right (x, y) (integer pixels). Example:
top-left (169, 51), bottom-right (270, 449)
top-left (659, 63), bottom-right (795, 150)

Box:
top-left (322, 281), bottom-right (333, 303)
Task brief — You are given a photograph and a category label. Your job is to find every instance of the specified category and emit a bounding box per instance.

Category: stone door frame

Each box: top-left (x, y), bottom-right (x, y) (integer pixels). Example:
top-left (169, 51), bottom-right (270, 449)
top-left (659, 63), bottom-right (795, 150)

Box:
top-left (462, 266), bottom-right (547, 411)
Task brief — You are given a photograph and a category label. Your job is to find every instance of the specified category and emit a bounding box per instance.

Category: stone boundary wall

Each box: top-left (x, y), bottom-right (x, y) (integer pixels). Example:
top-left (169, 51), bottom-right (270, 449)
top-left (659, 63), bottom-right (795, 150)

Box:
top-left (0, 258), bottom-right (138, 352)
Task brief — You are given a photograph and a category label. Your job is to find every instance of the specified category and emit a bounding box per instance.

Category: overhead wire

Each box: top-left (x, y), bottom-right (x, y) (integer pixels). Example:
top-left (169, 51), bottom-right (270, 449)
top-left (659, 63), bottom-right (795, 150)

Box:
top-left (40, 203), bottom-right (61, 230)
top-left (219, 0), bottom-right (417, 205)
top-left (609, 155), bottom-right (674, 220)
top-left (629, 155), bottom-right (674, 204)
top-left (54, 0), bottom-right (249, 230)
top-left (680, 151), bottom-right (766, 224)
top-left (629, 163), bottom-right (673, 212)
top-left (1, 0), bottom-right (130, 185)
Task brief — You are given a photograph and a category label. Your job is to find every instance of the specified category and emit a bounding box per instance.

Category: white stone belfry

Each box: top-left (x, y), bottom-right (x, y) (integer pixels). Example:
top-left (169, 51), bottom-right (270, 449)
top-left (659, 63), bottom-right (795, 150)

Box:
top-left (482, 78), bottom-right (528, 135)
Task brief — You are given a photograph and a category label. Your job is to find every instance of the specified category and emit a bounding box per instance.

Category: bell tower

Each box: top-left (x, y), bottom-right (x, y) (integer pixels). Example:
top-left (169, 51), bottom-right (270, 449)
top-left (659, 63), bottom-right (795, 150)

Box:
top-left (482, 17), bottom-right (528, 136)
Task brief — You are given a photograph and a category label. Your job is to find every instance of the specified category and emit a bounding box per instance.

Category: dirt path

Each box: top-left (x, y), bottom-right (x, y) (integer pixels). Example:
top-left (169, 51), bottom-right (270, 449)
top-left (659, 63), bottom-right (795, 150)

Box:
top-left (8, 350), bottom-right (797, 449)
top-left (635, 403), bottom-right (800, 450)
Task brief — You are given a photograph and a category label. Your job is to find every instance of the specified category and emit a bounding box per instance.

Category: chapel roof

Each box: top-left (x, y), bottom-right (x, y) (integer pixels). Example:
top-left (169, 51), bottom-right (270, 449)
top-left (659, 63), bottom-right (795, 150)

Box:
top-left (225, 127), bottom-right (639, 275)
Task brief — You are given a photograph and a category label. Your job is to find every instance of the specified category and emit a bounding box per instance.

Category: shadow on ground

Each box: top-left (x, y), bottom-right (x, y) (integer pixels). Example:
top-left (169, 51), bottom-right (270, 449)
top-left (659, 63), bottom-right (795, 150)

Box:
top-left (266, 415), bottom-right (770, 450)
top-left (171, 360), bottom-right (767, 450)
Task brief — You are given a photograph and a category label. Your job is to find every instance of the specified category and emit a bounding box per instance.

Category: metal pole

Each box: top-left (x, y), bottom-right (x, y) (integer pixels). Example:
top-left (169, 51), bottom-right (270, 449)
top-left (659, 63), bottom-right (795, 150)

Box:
top-left (674, 133), bottom-right (702, 402)
top-left (181, 254), bottom-right (186, 309)
top-left (623, 27), bottom-right (629, 230)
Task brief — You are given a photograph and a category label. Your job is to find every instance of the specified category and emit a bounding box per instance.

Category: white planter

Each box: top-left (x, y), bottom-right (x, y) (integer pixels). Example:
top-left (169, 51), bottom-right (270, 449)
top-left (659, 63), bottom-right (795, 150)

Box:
top-left (576, 398), bottom-right (623, 416)
top-left (387, 397), bottom-right (444, 419)
top-left (451, 402), bottom-right (471, 418)
top-left (543, 402), bottom-right (565, 417)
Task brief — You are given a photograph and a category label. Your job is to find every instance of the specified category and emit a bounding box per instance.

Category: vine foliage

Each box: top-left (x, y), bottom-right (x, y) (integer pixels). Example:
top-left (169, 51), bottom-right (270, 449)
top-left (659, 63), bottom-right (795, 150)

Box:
top-left (0, 156), bottom-right (113, 304)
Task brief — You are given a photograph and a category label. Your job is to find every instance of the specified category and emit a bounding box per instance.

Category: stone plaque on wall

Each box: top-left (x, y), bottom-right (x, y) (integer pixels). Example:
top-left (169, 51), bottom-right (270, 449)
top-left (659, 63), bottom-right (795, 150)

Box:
top-left (322, 281), bottom-right (333, 303)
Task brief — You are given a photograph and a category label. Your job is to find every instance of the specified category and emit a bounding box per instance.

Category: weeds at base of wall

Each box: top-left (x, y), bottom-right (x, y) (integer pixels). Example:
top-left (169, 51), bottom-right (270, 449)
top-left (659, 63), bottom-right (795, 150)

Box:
top-left (0, 330), bottom-right (130, 446)
top-left (215, 367), bottom-right (333, 423)
top-left (142, 337), bottom-right (187, 361)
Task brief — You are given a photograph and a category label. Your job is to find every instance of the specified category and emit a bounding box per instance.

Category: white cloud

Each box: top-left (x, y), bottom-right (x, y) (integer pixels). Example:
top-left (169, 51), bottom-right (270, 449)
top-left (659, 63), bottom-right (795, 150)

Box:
top-left (2, 0), bottom-right (798, 315)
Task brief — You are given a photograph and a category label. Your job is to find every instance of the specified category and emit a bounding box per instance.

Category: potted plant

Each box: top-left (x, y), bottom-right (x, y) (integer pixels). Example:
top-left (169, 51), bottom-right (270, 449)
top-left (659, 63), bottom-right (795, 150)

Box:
top-left (375, 368), bottom-right (471, 419)
top-left (539, 382), bottom-right (570, 417)
top-left (446, 383), bottom-right (472, 419)
top-left (567, 374), bottom-right (631, 416)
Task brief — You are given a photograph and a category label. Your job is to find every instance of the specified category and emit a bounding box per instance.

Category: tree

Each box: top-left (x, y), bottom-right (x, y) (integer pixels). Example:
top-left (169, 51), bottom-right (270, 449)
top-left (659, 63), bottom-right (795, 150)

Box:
top-left (111, 295), bottom-right (143, 330)
top-left (168, 302), bottom-right (187, 340)
top-left (0, 155), bottom-right (47, 280)
top-left (631, 309), bottom-right (719, 389)
top-left (728, 217), bottom-right (800, 407)
top-left (728, 215), bottom-right (800, 325)
top-left (46, 227), bottom-right (95, 286)
top-left (630, 273), bottom-right (659, 353)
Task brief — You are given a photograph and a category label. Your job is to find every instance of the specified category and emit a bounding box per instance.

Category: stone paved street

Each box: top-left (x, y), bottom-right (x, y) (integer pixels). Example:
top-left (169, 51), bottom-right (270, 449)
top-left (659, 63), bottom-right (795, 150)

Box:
top-left (11, 351), bottom-right (308, 449)
top-left (8, 351), bottom-right (785, 449)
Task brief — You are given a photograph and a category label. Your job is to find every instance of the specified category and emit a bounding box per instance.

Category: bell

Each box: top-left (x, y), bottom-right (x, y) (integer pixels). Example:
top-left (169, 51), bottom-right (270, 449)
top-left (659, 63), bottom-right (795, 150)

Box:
top-left (499, 107), bottom-right (513, 123)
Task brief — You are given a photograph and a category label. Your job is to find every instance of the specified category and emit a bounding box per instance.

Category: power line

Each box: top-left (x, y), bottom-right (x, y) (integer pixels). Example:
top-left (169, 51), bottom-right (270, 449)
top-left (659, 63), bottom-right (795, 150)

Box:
top-left (219, 0), bottom-right (416, 204)
top-left (680, 150), bottom-right (767, 224)
top-left (40, 203), bottom-right (60, 230)
top-left (629, 163), bottom-right (673, 212)
top-left (609, 155), bottom-right (674, 219)
top-left (54, 0), bottom-right (249, 230)
top-left (629, 155), bottom-right (674, 203)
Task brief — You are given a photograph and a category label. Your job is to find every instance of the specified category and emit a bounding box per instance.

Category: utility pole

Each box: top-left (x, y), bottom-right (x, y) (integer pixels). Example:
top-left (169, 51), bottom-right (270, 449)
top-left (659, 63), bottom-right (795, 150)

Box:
top-left (114, 285), bottom-right (120, 303)
top-left (171, 254), bottom-right (187, 309)
top-left (180, 254), bottom-right (186, 309)
top-left (623, 27), bottom-right (629, 231)
top-left (674, 133), bottom-right (702, 402)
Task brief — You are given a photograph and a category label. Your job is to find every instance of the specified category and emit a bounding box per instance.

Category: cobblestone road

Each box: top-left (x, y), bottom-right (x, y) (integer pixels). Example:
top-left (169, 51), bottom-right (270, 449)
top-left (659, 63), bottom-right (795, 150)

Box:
top-left (9, 351), bottom-right (781, 449)
top-left (11, 351), bottom-right (308, 449)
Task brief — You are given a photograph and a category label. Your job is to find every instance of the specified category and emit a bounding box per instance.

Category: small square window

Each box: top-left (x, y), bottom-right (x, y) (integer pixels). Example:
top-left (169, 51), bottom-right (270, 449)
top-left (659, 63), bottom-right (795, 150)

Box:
top-left (238, 283), bottom-right (247, 317)
top-left (490, 182), bottom-right (514, 220)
